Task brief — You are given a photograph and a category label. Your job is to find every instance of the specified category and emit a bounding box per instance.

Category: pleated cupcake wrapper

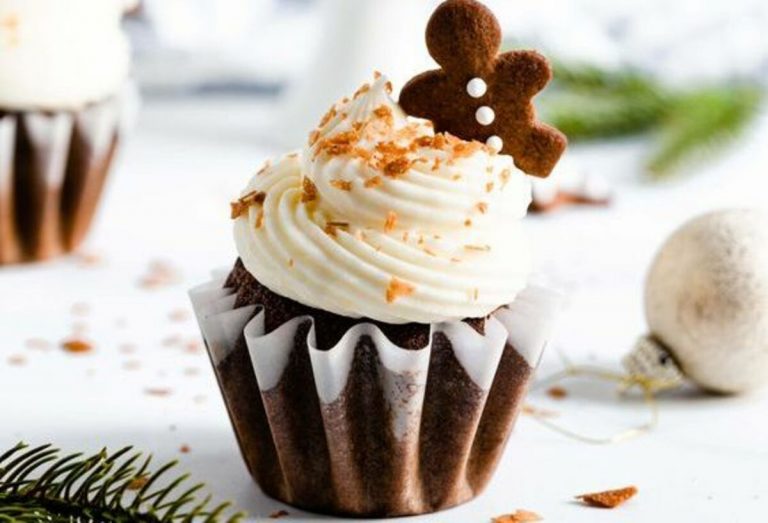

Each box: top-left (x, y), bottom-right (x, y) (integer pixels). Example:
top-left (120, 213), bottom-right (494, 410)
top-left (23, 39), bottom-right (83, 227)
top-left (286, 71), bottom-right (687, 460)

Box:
top-left (190, 276), bottom-right (561, 517)
top-left (0, 83), bottom-right (137, 264)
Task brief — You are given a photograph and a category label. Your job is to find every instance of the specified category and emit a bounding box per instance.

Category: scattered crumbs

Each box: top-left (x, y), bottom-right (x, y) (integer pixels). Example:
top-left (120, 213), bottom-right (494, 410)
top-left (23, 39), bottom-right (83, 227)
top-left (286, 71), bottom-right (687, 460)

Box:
top-left (255, 209), bottom-right (265, 229)
top-left (25, 338), bottom-right (51, 351)
top-left (476, 202), bottom-right (489, 214)
top-left (423, 248), bottom-right (437, 257)
top-left (230, 190), bottom-right (266, 219)
top-left (308, 129), bottom-right (320, 146)
top-left (184, 339), bottom-right (203, 354)
top-left (353, 82), bottom-right (371, 99)
top-left (138, 260), bottom-right (181, 289)
top-left (364, 176), bottom-right (383, 189)
top-left (122, 360), bottom-right (141, 371)
top-left (119, 343), bottom-right (137, 354)
top-left (486, 181), bottom-right (495, 193)
top-left (70, 302), bottom-right (90, 317)
top-left (179, 444), bottom-right (191, 454)
top-left (126, 475), bottom-right (149, 491)
top-left (75, 251), bottom-right (104, 267)
top-left (162, 334), bottom-right (183, 347)
top-left (547, 386), bottom-right (568, 400)
top-left (576, 486), bottom-right (638, 509)
top-left (373, 105), bottom-right (394, 127)
top-left (61, 338), bottom-right (93, 354)
top-left (500, 169), bottom-right (511, 188)
top-left (383, 158), bottom-right (411, 178)
top-left (386, 277), bottom-right (415, 303)
top-left (330, 179), bottom-right (353, 191)
top-left (168, 309), bottom-right (190, 323)
top-left (301, 177), bottom-right (318, 203)
top-left (7, 354), bottom-right (26, 366)
top-left (183, 367), bottom-right (201, 377)
top-left (287, 258), bottom-right (295, 268)
top-left (464, 218), bottom-right (473, 227)
top-left (492, 509), bottom-right (542, 522)
top-left (144, 387), bottom-right (172, 397)
top-left (324, 221), bottom-right (350, 237)
top-left (256, 160), bottom-right (272, 176)
top-left (521, 404), bottom-right (558, 418)
top-left (384, 211), bottom-right (398, 233)
top-left (269, 510), bottom-right (289, 519)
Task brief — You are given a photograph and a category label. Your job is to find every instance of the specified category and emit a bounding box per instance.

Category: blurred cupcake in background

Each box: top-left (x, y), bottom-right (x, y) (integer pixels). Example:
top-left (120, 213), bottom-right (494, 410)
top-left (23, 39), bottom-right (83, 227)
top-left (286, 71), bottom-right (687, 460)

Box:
top-left (0, 0), bottom-right (138, 264)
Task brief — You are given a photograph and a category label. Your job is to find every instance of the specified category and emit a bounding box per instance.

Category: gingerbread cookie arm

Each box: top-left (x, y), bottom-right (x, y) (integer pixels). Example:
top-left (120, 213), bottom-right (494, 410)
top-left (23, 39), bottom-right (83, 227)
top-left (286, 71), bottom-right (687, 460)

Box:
top-left (399, 70), bottom-right (451, 123)
top-left (511, 123), bottom-right (567, 178)
top-left (494, 50), bottom-right (553, 99)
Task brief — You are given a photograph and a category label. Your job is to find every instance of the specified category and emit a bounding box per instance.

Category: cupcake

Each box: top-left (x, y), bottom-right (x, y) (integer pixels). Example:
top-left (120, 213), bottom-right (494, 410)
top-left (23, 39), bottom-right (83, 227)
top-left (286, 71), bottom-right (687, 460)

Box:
top-left (191, 0), bottom-right (566, 516)
top-left (0, 0), bottom-right (137, 264)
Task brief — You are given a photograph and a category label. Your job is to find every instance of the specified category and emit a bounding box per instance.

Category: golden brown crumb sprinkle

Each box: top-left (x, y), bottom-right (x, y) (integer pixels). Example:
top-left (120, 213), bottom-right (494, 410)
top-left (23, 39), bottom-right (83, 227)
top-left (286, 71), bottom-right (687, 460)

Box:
top-left (492, 509), bottom-right (543, 522)
top-left (315, 130), bottom-right (360, 157)
top-left (230, 190), bottom-right (266, 219)
top-left (288, 259), bottom-right (294, 268)
top-left (353, 83), bottom-right (371, 99)
top-left (318, 106), bottom-right (338, 128)
top-left (547, 386), bottom-right (568, 399)
top-left (374, 70), bottom-right (382, 79)
top-left (61, 339), bottom-right (93, 354)
top-left (255, 209), bottom-right (265, 229)
top-left (384, 211), bottom-right (398, 233)
top-left (364, 176), bottom-right (383, 188)
top-left (500, 169), bottom-right (511, 187)
top-left (486, 182), bottom-right (495, 193)
top-left (576, 486), bottom-right (638, 509)
top-left (476, 202), bottom-right (489, 214)
top-left (373, 105), bottom-right (394, 127)
top-left (386, 277), bottom-right (415, 303)
top-left (376, 141), bottom-right (409, 157)
top-left (302, 178), bottom-right (318, 203)
top-left (465, 244), bottom-right (491, 252)
top-left (383, 158), bottom-right (411, 178)
top-left (330, 179), bottom-right (353, 191)
top-left (324, 221), bottom-right (350, 237)
top-left (453, 141), bottom-right (483, 158)
top-left (308, 129), bottom-right (320, 146)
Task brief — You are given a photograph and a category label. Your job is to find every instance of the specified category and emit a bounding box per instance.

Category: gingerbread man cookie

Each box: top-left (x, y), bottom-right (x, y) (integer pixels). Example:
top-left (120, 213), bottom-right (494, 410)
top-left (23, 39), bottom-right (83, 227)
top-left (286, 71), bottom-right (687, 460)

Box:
top-left (399, 0), bottom-right (566, 178)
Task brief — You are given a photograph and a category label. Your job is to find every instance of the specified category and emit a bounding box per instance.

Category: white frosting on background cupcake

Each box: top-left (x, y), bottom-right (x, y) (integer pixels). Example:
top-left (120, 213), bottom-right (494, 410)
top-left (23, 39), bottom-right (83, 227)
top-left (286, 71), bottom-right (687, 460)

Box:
top-left (233, 75), bottom-right (533, 324)
top-left (0, 0), bottom-right (136, 110)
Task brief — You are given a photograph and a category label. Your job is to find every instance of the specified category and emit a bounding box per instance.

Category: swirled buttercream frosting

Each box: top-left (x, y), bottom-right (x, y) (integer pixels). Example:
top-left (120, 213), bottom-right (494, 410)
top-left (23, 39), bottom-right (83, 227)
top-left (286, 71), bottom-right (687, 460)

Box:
top-left (232, 74), bottom-right (532, 324)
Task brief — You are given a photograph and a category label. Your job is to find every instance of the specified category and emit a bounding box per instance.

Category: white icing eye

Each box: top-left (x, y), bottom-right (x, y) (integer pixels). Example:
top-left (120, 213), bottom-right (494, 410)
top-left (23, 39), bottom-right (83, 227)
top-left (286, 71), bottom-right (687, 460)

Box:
top-left (466, 78), bottom-right (487, 98)
top-left (476, 106), bottom-right (495, 126)
top-left (486, 135), bottom-right (503, 152)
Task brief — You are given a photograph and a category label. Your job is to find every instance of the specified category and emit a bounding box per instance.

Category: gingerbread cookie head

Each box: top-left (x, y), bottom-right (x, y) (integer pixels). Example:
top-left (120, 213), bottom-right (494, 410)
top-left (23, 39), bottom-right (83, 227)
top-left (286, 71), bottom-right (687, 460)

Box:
top-left (400, 0), bottom-right (566, 178)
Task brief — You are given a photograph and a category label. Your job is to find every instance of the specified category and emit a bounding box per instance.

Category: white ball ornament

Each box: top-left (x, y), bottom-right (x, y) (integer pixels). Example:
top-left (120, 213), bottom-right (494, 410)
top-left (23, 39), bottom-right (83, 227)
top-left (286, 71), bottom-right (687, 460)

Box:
top-left (466, 78), bottom-right (487, 98)
top-left (624, 209), bottom-right (768, 394)
top-left (476, 106), bottom-right (495, 126)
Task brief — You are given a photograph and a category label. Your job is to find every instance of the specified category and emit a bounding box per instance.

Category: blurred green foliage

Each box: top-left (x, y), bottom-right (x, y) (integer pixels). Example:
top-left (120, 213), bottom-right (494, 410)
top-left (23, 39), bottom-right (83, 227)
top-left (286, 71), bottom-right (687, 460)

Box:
top-left (535, 57), bottom-right (763, 177)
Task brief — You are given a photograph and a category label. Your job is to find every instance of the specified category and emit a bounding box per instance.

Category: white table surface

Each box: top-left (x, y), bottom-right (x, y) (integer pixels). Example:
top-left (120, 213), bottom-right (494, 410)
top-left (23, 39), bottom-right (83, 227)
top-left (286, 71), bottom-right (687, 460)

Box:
top-left (2, 95), bottom-right (768, 522)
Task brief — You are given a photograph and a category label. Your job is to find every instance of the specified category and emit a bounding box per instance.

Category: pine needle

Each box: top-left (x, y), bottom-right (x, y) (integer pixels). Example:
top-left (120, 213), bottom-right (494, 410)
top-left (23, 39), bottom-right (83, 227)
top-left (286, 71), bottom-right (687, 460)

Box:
top-left (647, 86), bottom-right (762, 177)
top-left (0, 443), bottom-right (244, 522)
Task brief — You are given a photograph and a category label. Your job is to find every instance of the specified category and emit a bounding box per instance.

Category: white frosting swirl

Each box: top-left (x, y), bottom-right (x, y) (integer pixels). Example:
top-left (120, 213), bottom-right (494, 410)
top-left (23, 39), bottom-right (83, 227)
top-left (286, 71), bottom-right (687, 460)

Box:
top-left (0, 0), bottom-right (136, 110)
top-left (234, 75), bottom-right (532, 324)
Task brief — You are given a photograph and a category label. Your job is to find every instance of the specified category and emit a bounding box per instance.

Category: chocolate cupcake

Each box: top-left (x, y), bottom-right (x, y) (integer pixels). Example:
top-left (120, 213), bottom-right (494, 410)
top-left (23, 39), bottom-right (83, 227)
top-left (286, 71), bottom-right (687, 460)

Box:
top-left (190, 73), bottom-right (563, 517)
top-left (0, 0), bottom-right (137, 264)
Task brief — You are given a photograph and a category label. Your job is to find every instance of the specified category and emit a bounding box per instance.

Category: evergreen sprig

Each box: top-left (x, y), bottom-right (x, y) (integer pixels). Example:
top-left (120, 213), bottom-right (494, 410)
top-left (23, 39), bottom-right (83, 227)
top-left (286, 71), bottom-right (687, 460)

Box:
top-left (0, 443), bottom-right (244, 522)
top-left (531, 55), bottom-right (763, 177)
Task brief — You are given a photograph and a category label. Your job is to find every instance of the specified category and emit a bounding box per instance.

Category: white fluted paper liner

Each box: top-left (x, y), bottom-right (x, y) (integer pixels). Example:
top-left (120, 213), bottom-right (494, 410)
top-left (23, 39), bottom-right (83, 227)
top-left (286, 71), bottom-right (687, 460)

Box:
top-left (190, 276), bottom-right (561, 406)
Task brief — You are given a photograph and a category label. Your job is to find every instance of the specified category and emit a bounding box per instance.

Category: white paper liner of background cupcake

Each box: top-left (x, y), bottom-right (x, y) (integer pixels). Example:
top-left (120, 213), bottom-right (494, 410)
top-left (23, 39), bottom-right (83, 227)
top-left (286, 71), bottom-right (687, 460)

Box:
top-left (189, 275), bottom-right (561, 517)
top-left (0, 83), bottom-right (138, 264)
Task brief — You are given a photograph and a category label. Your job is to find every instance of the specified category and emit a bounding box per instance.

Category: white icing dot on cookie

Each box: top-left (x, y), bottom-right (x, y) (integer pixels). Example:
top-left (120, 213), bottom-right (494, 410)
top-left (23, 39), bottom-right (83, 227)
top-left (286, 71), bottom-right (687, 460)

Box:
top-left (466, 78), bottom-right (487, 98)
top-left (486, 135), bottom-right (503, 152)
top-left (476, 106), bottom-right (495, 126)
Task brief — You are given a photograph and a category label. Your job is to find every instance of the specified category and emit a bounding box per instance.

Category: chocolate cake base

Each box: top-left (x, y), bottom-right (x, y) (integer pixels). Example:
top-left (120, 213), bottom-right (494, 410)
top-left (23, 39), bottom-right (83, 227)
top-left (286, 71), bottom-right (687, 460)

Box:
top-left (201, 260), bottom-right (538, 517)
top-left (0, 96), bottom-right (123, 264)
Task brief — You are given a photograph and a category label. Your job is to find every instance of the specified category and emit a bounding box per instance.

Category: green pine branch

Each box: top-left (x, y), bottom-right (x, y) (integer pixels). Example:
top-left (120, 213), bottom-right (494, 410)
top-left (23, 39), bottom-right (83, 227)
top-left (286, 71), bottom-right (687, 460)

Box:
top-left (0, 443), bottom-right (244, 522)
